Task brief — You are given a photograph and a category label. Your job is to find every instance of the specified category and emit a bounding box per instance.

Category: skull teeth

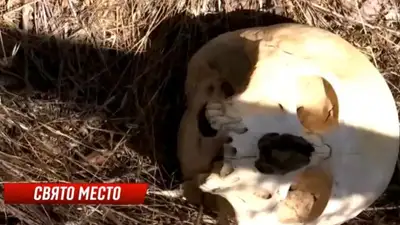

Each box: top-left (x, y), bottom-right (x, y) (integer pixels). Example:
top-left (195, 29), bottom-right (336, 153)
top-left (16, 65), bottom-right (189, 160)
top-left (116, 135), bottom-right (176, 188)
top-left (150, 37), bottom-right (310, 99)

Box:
top-left (205, 100), bottom-right (248, 133)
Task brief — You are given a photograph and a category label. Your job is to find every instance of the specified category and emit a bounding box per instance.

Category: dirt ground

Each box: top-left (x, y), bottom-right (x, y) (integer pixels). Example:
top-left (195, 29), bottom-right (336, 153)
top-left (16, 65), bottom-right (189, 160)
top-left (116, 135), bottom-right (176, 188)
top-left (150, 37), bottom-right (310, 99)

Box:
top-left (0, 0), bottom-right (399, 224)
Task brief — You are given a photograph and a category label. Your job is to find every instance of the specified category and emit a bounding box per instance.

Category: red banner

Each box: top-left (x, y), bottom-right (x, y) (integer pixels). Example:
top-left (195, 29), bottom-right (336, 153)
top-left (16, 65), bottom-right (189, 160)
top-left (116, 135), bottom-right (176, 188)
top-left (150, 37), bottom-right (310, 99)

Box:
top-left (3, 183), bottom-right (148, 204)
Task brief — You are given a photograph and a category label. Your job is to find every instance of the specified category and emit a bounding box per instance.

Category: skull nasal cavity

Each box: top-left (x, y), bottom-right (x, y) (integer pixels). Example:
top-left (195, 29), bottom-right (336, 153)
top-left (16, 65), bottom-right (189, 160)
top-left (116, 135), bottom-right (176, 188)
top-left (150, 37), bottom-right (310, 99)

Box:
top-left (257, 133), bottom-right (314, 157)
top-left (197, 103), bottom-right (218, 137)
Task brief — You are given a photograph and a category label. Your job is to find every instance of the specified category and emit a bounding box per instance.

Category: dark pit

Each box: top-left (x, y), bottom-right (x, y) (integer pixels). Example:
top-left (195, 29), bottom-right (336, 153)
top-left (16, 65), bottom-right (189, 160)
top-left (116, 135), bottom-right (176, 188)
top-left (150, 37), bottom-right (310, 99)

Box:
top-left (254, 133), bottom-right (315, 175)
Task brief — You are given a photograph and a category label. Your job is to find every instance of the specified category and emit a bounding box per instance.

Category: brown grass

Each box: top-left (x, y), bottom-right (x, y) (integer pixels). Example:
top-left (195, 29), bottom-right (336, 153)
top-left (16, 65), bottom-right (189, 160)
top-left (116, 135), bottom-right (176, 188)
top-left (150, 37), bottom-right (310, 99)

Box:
top-left (0, 0), bottom-right (399, 224)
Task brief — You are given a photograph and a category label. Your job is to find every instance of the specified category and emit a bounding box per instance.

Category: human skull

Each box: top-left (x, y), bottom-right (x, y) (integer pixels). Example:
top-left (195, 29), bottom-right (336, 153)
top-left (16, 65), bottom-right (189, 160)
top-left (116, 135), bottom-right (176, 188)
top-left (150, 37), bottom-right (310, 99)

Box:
top-left (193, 23), bottom-right (399, 225)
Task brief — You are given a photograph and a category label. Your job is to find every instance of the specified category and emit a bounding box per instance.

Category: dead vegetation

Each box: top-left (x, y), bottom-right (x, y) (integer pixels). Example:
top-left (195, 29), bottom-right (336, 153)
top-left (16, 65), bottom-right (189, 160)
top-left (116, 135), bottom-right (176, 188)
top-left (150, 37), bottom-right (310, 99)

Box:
top-left (0, 0), bottom-right (399, 224)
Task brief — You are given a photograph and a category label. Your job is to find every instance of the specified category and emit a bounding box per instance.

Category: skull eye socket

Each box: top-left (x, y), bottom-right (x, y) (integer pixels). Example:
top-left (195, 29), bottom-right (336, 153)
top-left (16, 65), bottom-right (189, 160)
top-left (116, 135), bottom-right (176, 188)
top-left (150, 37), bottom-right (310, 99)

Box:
top-left (197, 103), bottom-right (218, 137)
top-left (296, 76), bottom-right (339, 133)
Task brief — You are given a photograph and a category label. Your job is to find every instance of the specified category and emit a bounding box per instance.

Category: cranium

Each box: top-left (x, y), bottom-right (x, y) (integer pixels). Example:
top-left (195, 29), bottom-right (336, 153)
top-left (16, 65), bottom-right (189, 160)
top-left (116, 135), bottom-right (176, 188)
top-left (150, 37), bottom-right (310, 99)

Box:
top-left (188, 23), bottom-right (399, 225)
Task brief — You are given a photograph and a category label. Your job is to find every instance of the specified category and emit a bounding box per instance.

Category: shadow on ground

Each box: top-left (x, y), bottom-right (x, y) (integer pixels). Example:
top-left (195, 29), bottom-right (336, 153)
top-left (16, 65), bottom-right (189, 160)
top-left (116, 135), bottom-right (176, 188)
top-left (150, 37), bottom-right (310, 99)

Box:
top-left (0, 9), bottom-right (298, 224)
top-left (0, 10), bottom-right (296, 182)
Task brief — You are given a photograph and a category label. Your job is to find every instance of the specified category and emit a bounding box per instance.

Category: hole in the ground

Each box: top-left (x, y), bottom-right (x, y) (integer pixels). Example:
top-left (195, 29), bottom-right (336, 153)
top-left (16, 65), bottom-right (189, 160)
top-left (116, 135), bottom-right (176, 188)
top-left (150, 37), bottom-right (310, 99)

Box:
top-left (296, 76), bottom-right (339, 134)
top-left (197, 103), bottom-right (218, 137)
top-left (255, 133), bottom-right (314, 175)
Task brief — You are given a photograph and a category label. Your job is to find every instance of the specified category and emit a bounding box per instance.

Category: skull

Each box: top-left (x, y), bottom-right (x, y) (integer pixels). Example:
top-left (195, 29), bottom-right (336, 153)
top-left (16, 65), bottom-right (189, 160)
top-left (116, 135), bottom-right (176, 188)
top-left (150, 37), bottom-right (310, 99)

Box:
top-left (192, 23), bottom-right (399, 225)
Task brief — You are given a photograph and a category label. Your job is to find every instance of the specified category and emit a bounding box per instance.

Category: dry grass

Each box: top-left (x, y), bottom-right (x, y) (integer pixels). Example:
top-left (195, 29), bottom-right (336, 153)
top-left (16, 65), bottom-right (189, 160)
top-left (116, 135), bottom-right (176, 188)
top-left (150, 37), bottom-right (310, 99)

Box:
top-left (0, 0), bottom-right (399, 224)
